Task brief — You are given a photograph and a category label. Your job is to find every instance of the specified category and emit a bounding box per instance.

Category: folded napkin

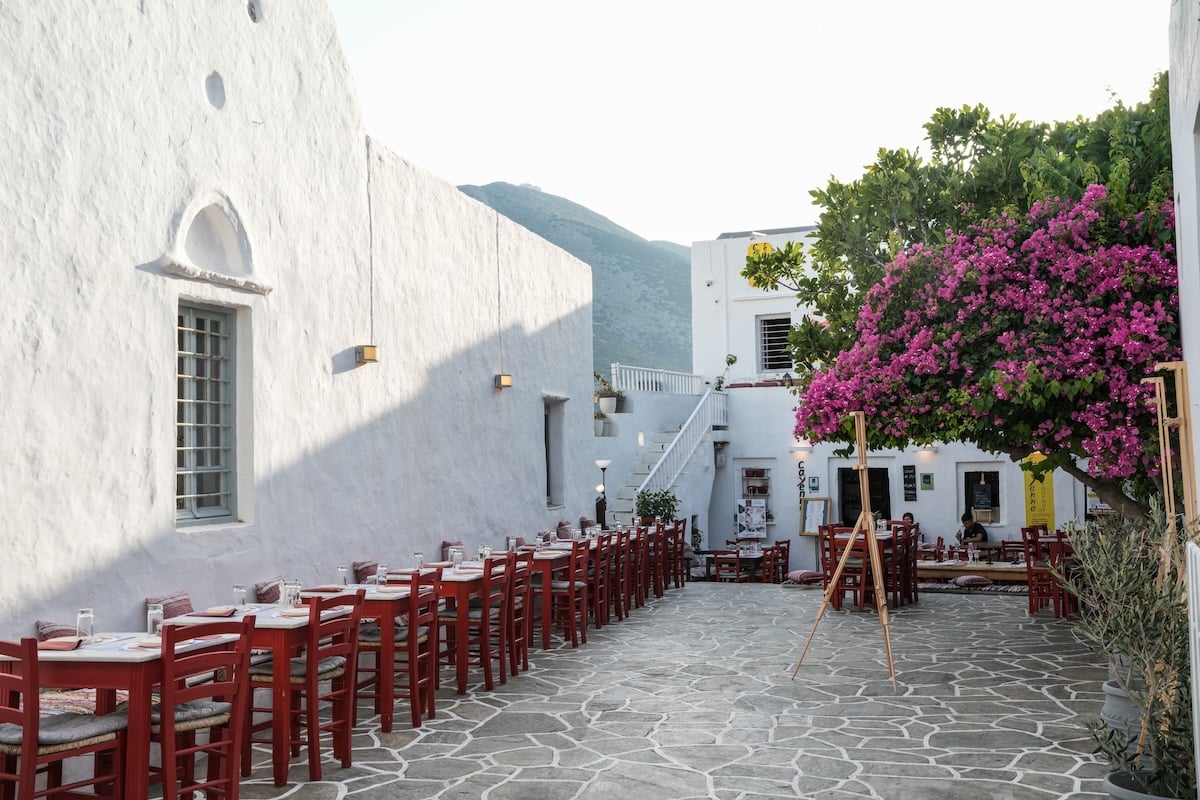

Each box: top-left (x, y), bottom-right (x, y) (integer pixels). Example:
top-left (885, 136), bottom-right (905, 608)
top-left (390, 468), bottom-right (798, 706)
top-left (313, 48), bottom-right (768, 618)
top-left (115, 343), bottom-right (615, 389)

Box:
top-left (191, 606), bottom-right (237, 618)
top-left (456, 566), bottom-right (485, 572)
top-left (136, 636), bottom-right (163, 649)
top-left (425, 561), bottom-right (452, 568)
top-left (277, 607), bottom-right (310, 617)
top-left (37, 637), bottom-right (82, 651)
top-left (304, 586), bottom-right (344, 593)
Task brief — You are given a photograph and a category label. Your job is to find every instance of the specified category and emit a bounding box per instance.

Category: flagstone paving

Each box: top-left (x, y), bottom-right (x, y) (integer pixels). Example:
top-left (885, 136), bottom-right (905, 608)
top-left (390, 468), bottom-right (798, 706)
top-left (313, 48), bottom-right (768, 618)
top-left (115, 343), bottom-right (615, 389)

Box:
top-left (238, 582), bottom-right (1108, 799)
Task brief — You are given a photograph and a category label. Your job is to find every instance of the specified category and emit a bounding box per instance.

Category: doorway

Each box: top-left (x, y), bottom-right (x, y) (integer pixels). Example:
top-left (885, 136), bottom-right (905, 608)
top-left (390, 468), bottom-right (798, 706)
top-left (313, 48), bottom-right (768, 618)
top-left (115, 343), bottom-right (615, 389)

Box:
top-left (838, 467), bottom-right (892, 525)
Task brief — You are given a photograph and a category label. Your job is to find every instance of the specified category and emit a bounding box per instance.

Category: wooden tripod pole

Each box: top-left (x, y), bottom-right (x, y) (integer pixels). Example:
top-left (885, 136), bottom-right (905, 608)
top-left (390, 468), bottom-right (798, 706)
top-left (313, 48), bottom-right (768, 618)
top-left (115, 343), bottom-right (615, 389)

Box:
top-left (791, 411), bottom-right (898, 692)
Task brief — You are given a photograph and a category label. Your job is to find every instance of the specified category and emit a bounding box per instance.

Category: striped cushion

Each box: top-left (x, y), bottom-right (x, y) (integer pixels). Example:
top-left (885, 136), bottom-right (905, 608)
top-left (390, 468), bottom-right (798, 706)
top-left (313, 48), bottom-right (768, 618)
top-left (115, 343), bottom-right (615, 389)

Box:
top-left (35, 620), bottom-right (77, 641)
top-left (353, 560), bottom-right (378, 584)
top-left (145, 590), bottom-right (192, 621)
top-left (254, 576), bottom-right (284, 604)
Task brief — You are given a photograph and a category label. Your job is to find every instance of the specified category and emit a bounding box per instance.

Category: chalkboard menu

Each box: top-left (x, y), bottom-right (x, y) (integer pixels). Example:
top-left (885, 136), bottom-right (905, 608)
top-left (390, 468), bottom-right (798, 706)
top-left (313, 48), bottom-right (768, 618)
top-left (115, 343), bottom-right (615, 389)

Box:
top-left (903, 465), bottom-right (917, 501)
top-left (972, 483), bottom-right (992, 510)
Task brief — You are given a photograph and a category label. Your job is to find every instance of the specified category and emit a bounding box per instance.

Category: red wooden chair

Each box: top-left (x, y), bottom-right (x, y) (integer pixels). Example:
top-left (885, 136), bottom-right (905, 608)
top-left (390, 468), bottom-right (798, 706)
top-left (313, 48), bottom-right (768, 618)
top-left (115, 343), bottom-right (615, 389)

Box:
top-left (549, 541), bottom-right (590, 647)
top-left (506, 550), bottom-right (535, 675)
top-left (0, 638), bottom-right (128, 800)
top-left (1021, 527), bottom-right (1055, 614)
top-left (244, 590), bottom-right (365, 782)
top-left (631, 526), bottom-right (651, 608)
top-left (609, 529), bottom-right (632, 621)
top-left (436, 555), bottom-right (510, 691)
top-left (668, 519), bottom-right (687, 589)
top-left (587, 532), bottom-right (613, 629)
top-left (357, 569), bottom-right (441, 729)
top-left (712, 549), bottom-right (744, 583)
top-left (153, 616), bottom-right (255, 800)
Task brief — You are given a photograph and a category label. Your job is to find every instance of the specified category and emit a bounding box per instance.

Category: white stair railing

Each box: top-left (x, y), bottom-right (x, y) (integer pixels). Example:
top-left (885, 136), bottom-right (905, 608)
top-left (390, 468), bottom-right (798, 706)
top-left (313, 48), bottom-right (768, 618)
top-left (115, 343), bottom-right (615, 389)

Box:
top-left (637, 388), bottom-right (726, 496)
top-left (612, 363), bottom-right (705, 395)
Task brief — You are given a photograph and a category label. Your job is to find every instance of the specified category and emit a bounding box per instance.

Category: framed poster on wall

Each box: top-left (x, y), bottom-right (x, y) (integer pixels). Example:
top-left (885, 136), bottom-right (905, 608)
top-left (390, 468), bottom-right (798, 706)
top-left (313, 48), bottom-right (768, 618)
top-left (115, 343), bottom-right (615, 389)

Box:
top-left (799, 496), bottom-right (831, 535)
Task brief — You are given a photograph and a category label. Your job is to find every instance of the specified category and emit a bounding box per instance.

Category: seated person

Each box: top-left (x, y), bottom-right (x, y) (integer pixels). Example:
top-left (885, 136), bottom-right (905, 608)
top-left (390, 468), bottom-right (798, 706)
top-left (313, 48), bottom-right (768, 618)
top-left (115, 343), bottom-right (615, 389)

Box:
top-left (958, 512), bottom-right (987, 544)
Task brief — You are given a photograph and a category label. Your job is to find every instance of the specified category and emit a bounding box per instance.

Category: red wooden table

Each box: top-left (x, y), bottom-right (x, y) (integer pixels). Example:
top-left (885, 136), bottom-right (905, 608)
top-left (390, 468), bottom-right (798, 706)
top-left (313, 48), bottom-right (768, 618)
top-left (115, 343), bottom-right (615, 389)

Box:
top-left (4, 631), bottom-right (232, 800)
top-left (168, 603), bottom-right (349, 786)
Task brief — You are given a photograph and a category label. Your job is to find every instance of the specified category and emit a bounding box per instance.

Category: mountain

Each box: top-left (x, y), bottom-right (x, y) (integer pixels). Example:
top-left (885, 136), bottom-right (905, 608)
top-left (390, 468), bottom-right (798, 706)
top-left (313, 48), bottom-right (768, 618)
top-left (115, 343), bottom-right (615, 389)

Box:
top-left (458, 182), bottom-right (691, 376)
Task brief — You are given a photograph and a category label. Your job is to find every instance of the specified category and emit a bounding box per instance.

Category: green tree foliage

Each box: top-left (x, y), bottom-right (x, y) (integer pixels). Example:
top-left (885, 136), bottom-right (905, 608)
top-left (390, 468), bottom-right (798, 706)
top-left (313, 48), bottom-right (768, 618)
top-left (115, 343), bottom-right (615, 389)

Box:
top-left (743, 72), bottom-right (1172, 378)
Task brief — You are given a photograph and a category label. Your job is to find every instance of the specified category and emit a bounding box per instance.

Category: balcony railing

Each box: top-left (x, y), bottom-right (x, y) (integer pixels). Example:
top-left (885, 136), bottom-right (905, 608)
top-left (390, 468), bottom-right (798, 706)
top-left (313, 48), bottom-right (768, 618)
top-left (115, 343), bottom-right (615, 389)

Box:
top-left (611, 364), bottom-right (705, 395)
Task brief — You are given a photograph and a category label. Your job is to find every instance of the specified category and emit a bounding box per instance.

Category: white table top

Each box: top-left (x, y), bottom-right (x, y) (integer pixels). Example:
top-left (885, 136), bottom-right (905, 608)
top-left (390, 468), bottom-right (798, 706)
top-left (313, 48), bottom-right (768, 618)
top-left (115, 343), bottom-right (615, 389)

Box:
top-left (166, 603), bottom-right (350, 630)
top-left (300, 583), bottom-right (412, 600)
top-left (12, 631), bottom-right (239, 663)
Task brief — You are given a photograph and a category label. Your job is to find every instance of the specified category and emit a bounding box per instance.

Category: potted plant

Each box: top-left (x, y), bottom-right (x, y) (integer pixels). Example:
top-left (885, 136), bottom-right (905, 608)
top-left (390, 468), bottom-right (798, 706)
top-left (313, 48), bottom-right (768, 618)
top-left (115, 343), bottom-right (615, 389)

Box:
top-left (594, 372), bottom-right (622, 414)
top-left (712, 354), bottom-right (737, 392)
top-left (594, 409), bottom-right (606, 436)
top-left (635, 489), bottom-right (679, 524)
top-left (1064, 505), bottom-right (1196, 799)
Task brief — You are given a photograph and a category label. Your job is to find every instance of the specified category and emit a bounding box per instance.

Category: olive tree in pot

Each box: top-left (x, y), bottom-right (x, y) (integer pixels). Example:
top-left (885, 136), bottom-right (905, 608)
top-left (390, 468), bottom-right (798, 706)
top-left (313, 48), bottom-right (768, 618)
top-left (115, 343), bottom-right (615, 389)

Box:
top-left (635, 489), bottom-right (679, 525)
top-left (1064, 505), bottom-right (1196, 799)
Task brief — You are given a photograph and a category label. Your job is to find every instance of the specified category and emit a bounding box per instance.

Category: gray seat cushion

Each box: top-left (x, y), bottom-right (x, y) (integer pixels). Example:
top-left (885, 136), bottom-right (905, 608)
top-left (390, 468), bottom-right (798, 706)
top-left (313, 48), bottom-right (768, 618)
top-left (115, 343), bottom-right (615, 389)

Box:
top-left (150, 699), bottom-right (232, 724)
top-left (0, 710), bottom-right (127, 746)
top-left (248, 655), bottom-right (346, 678)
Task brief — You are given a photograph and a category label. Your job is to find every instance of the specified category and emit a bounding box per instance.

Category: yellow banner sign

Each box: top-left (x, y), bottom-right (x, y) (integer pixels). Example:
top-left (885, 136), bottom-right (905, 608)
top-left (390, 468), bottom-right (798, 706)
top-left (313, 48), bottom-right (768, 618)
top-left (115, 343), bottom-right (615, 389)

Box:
top-left (1023, 453), bottom-right (1055, 530)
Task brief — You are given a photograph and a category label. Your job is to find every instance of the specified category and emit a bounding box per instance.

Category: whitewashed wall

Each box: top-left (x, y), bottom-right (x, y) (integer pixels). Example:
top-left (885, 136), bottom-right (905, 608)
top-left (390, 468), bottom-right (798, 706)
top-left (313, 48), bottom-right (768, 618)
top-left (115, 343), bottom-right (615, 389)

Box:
top-left (1170, 1), bottom-right (1200, 511)
top-left (0, 0), bottom-right (594, 636)
top-left (692, 231), bottom-right (1085, 571)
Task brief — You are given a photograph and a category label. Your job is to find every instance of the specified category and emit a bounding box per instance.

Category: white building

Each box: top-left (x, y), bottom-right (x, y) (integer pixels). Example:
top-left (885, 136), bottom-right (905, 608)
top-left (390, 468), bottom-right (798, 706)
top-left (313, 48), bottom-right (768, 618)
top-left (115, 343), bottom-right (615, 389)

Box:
top-left (688, 229), bottom-right (1088, 570)
top-left (0, 1), bottom-right (596, 636)
top-left (1169, 2), bottom-right (1200, 511)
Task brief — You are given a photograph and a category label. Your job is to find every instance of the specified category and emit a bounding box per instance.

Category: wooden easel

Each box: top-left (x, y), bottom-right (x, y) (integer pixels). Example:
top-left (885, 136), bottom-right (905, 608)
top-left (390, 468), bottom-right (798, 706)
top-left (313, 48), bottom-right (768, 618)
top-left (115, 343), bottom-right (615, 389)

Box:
top-left (791, 411), bottom-right (898, 693)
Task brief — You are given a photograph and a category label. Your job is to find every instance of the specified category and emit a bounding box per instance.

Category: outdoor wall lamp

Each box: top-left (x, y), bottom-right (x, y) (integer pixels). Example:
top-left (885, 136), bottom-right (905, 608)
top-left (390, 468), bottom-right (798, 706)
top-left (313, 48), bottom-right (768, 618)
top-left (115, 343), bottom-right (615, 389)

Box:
top-left (354, 345), bottom-right (378, 364)
top-left (915, 444), bottom-right (939, 453)
top-left (494, 373), bottom-right (513, 389)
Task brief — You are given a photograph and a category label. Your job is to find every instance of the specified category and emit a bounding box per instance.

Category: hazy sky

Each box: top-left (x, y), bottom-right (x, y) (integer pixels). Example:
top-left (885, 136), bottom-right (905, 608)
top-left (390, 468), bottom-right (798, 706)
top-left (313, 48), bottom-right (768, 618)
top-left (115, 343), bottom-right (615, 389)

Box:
top-left (327, 1), bottom-right (1169, 245)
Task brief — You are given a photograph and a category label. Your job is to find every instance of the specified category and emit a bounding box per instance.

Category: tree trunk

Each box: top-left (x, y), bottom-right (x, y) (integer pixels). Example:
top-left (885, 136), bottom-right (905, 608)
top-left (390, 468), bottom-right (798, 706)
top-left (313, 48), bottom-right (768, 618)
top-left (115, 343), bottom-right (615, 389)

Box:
top-left (994, 445), bottom-right (1149, 520)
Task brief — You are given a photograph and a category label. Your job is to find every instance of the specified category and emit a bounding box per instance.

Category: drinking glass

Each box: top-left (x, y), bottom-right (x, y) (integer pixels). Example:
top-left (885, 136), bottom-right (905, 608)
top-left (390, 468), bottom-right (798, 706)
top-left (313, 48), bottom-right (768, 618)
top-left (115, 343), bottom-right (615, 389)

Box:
top-left (375, 564), bottom-right (389, 586)
top-left (505, 536), bottom-right (517, 552)
top-left (450, 547), bottom-right (463, 571)
top-left (146, 603), bottom-right (164, 635)
top-left (413, 552), bottom-right (425, 569)
top-left (75, 608), bottom-right (94, 642)
top-left (232, 584), bottom-right (246, 608)
top-left (284, 579), bottom-right (302, 606)
top-left (337, 565), bottom-right (349, 585)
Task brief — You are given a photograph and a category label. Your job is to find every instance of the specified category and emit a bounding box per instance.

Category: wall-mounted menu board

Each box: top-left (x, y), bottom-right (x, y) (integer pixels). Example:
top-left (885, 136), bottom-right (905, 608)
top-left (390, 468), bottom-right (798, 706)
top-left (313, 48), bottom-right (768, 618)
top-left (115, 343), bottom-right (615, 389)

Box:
top-left (799, 497), bottom-right (831, 534)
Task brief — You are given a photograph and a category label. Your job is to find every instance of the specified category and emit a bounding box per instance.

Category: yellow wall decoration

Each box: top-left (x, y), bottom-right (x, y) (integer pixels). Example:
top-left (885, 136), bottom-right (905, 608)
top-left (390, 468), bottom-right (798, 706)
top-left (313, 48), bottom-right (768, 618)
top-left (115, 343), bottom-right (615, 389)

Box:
top-left (1023, 453), bottom-right (1055, 530)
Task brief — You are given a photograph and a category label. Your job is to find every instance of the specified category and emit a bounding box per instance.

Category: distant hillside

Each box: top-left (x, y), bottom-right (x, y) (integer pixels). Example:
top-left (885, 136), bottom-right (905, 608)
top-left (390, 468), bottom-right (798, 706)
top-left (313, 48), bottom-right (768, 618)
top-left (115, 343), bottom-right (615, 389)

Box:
top-left (458, 182), bottom-right (691, 376)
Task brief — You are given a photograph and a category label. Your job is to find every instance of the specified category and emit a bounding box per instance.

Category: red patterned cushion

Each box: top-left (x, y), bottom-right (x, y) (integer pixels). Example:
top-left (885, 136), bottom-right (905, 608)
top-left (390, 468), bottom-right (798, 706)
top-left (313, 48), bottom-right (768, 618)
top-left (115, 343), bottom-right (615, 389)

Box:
top-left (952, 574), bottom-right (992, 587)
top-left (440, 541), bottom-right (464, 561)
top-left (254, 576), bottom-right (284, 603)
top-left (353, 560), bottom-right (378, 584)
top-left (145, 589), bottom-right (193, 620)
top-left (788, 569), bottom-right (823, 584)
top-left (35, 620), bottom-right (78, 641)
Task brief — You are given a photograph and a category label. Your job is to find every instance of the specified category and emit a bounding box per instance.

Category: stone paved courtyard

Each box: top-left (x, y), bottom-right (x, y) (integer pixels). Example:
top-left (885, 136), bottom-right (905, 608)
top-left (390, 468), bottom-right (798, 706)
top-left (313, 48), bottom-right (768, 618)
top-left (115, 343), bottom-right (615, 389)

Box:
top-left (238, 582), bottom-right (1109, 799)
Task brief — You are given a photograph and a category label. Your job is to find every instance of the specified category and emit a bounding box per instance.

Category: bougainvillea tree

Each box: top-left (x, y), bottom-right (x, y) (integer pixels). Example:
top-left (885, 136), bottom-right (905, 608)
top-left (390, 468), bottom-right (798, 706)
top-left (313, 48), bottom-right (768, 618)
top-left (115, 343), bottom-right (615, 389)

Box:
top-left (796, 185), bottom-right (1178, 517)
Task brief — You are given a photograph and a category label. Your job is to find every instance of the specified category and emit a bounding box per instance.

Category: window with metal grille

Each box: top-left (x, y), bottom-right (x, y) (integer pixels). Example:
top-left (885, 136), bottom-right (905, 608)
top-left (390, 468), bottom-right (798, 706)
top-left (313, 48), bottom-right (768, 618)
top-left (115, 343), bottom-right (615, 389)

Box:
top-left (177, 304), bottom-right (235, 522)
top-left (758, 315), bottom-right (792, 372)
